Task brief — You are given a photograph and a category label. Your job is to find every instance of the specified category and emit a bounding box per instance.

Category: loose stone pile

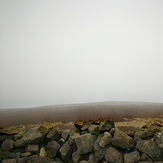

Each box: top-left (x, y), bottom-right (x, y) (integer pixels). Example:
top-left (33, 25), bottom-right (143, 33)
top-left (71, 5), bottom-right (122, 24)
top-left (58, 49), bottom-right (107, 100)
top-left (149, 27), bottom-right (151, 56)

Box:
top-left (0, 118), bottom-right (163, 163)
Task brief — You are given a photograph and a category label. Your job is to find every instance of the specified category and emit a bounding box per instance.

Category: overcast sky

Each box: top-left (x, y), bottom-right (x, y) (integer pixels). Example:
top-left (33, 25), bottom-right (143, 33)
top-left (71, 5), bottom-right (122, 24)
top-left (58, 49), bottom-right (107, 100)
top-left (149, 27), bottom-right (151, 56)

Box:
top-left (0, 0), bottom-right (163, 109)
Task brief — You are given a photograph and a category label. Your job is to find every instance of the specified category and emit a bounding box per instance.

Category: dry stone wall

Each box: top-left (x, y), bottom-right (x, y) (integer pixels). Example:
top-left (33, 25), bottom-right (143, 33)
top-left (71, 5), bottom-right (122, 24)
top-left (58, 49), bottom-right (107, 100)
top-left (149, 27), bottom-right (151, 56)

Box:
top-left (0, 119), bottom-right (163, 163)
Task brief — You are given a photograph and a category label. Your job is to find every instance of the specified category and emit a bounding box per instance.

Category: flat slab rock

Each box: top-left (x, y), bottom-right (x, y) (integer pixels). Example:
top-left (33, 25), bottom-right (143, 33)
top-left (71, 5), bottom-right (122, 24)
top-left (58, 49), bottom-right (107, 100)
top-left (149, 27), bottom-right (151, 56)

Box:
top-left (0, 118), bottom-right (163, 163)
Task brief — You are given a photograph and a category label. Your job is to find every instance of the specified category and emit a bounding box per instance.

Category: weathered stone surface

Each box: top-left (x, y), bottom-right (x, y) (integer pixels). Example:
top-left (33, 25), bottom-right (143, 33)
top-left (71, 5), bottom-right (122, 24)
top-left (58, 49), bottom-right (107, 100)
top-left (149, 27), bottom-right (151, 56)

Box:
top-left (21, 152), bottom-right (31, 157)
top-left (26, 144), bottom-right (39, 153)
top-left (105, 147), bottom-right (123, 163)
top-left (88, 152), bottom-right (99, 163)
top-left (72, 151), bottom-right (83, 163)
top-left (17, 155), bottom-right (56, 163)
top-left (14, 130), bottom-right (44, 147)
top-left (61, 130), bottom-right (70, 141)
top-left (39, 147), bottom-right (47, 157)
top-left (155, 130), bottom-right (163, 149)
top-left (124, 151), bottom-right (140, 163)
top-left (75, 133), bottom-right (97, 154)
top-left (99, 132), bottom-right (112, 147)
top-left (99, 119), bottom-right (115, 132)
top-left (2, 139), bottom-right (14, 151)
top-left (88, 125), bottom-right (99, 135)
top-left (136, 140), bottom-right (163, 161)
top-left (79, 161), bottom-right (88, 163)
top-left (140, 153), bottom-right (153, 162)
top-left (46, 140), bottom-right (60, 158)
top-left (112, 128), bottom-right (135, 150)
top-left (59, 142), bottom-right (72, 162)
top-left (0, 151), bottom-right (17, 159)
top-left (46, 128), bottom-right (61, 141)
top-left (1, 159), bottom-right (16, 163)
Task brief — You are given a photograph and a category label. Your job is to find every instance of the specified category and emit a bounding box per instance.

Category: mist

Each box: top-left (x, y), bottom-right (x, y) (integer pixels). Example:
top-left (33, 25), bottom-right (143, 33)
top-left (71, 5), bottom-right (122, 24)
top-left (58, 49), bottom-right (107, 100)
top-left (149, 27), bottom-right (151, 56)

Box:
top-left (0, 0), bottom-right (163, 109)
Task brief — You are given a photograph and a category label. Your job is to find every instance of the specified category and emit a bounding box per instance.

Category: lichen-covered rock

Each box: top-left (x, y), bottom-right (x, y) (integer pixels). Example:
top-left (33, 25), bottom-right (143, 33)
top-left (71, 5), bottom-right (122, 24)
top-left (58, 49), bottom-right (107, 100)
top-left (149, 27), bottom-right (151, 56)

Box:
top-left (59, 142), bottom-right (72, 162)
top-left (140, 153), bottom-right (153, 162)
top-left (2, 139), bottom-right (14, 151)
top-left (124, 151), bottom-right (140, 163)
top-left (111, 128), bottom-right (135, 150)
top-left (0, 151), bottom-right (17, 159)
top-left (105, 147), bottom-right (123, 163)
top-left (155, 130), bottom-right (163, 149)
top-left (136, 140), bottom-right (163, 161)
top-left (99, 132), bottom-right (112, 147)
top-left (46, 140), bottom-right (60, 158)
top-left (88, 125), bottom-right (100, 135)
top-left (99, 119), bottom-right (115, 132)
top-left (75, 133), bottom-right (97, 154)
top-left (14, 130), bottom-right (44, 147)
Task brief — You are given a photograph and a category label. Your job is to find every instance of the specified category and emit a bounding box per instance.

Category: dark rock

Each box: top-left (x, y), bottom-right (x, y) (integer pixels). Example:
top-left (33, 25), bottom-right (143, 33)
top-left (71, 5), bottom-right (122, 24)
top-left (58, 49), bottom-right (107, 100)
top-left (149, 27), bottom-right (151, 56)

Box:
top-left (14, 130), bottom-right (44, 147)
top-left (54, 157), bottom-right (64, 163)
top-left (99, 119), bottom-right (115, 132)
top-left (88, 152), bottom-right (99, 163)
top-left (46, 128), bottom-right (61, 141)
top-left (75, 133), bottom-right (97, 154)
top-left (2, 139), bottom-right (14, 151)
top-left (124, 151), bottom-right (140, 163)
top-left (0, 151), bottom-right (17, 159)
top-left (79, 161), bottom-right (88, 163)
top-left (26, 144), bottom-right (39, 153)
top-left (1, 159), bottom-right (16, 163)
top-left (136, 140), bottom-right (163, 161)
top-left (112, 128), bottom-right (135, 150)
top-left (59, 142), bottom-right (73, 162)
top-left (105, 147), bottom-right (123, 163)
top-left (46, 140), bottom-right (60, 158)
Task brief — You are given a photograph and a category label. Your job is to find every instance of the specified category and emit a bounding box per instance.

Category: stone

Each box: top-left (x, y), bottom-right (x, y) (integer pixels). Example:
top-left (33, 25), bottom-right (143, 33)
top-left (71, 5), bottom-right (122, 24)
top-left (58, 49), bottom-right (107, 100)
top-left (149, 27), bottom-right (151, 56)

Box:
top-left (136, 140), bottom-right (162, 161)
top-left (105, 147), bottom-right (123, 163)
top-left (75, 133), bottom-right (97, 154)
top-left (111, 128), bottom-right (135, 150)
top-left (124, 151), bottom-right (140, 163)
top-left (59, 142), bottom-right (73, 162)
top-left (94, 140), bottom-right (107, 161)
top-left (54, 157), bottom-right (64, 163)
top-left (88, 152), bottom-right (99, 163)
top-left (39, 147), bottom-right (47, 157)
top-left (88, 125), bottom-right (100, 135)
top-left (99, 132), bottom-right (112, 147)
top-left (79, 161), bottom-right (88, 163)
top-left (46, 140), bottom-right (60, 158)
top-left (0, 151), bottom-right (17, 159)
top-left (72, 151), bottom-right (83, 163)
top-left (46, 128), bottom-right (61, 141)
top-left (99, 119), bottom-right (115, 132)
top-left (26, 144), bottom-right (39, 153)
top-left (38, 121), bottom-right (53, 134)
top-left (20, 152), bottom-right (31, 157)
top-left (62, 130), bottom-right (70, 141)
top-left (2, 139), bottom-right (14, 151)
top-left (1, 159), bottom-right (16, 163)
top-left (17, 155), bottom-right (56, 163)
top-left (14, 130), bottom-right (44, 147)
top-left (155, 130), bottom-right (163, 149)
top-left (140, 153), bottom-right (153, 162)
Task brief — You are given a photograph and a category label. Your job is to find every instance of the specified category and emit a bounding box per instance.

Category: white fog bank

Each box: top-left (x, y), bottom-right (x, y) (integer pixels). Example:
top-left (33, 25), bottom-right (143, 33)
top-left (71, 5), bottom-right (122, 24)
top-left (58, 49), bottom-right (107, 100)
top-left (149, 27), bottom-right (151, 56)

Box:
top-left (0, 0), bottom-right (163, 108)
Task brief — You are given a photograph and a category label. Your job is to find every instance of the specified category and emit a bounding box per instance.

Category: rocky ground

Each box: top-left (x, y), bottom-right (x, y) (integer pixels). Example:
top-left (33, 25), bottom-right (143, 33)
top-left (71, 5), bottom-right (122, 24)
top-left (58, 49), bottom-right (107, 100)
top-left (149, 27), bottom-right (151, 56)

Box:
top-left (0, 117), bottom-right (163, 163)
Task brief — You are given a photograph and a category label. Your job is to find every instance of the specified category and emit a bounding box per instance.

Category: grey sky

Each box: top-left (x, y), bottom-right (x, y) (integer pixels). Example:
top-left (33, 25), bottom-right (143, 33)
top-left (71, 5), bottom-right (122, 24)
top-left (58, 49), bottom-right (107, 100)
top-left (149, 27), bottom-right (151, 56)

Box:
top-left (0, 0), bottom-right (163, 108)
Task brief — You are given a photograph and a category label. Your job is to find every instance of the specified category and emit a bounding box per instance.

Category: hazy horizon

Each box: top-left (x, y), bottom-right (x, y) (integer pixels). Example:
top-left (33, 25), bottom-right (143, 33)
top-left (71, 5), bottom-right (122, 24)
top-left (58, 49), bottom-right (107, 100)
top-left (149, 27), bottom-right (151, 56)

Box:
top-left (0, 0), bottom-right (163, 109)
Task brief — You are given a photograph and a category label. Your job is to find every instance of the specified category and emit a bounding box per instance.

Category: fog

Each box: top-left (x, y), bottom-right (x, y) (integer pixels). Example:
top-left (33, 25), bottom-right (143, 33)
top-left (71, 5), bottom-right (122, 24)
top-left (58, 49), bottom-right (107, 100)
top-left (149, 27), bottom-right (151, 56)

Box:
top-left (0, 0), bottom-right (163, 109)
